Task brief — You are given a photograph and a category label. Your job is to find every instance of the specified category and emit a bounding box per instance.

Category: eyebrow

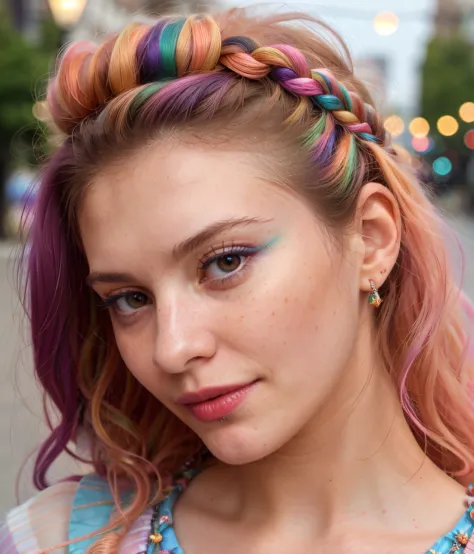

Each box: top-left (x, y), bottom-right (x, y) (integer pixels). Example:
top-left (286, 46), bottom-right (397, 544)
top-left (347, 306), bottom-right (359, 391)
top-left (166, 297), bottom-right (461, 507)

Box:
top-left (86, 216), bottom-right (272, 287)
top-left (86, 271), bottom-right (138, 287)
top-left (172, 216), bottom-right (272, 261)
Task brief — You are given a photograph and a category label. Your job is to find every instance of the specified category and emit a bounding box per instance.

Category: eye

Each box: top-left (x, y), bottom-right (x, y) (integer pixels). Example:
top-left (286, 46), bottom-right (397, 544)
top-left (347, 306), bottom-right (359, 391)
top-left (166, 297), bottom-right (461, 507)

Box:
top-left (100, 291), bottom-right (150, 314)
top-left (213, 254), bottom-right (243, 274)
top-left (116, 292), bottom-right (148, 312)
top-left (199, 246), bottom-right (258, 284)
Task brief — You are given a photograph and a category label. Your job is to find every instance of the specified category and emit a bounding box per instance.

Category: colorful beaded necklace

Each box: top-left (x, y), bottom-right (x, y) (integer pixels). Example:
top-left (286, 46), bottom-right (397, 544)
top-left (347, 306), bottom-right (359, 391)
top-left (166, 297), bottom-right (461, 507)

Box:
top-left (144, 476), bottom-right (474, 554)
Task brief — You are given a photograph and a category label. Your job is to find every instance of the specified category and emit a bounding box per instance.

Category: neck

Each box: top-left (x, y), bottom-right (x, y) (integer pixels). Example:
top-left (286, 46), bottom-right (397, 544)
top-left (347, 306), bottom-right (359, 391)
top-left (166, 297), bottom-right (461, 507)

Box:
top-left (221, 335), bottom-right (465, 541)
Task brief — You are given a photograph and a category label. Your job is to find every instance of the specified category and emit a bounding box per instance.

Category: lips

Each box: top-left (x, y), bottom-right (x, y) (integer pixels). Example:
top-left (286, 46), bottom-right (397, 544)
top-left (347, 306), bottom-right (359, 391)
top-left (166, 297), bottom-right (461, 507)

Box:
top-left (177, 381), bottom-right (257, 422)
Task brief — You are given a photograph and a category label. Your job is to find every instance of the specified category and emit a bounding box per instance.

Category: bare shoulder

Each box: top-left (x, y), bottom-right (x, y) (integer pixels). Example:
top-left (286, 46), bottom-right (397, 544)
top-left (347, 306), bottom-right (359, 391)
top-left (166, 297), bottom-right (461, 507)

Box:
top-left (1, 480), bottom-right (79, 554)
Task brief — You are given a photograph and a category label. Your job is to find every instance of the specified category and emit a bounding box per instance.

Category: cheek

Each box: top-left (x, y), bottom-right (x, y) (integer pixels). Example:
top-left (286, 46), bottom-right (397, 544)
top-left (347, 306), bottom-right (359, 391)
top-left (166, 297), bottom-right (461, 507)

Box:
top-left (111, 319), bottom-right (160, 392)
top-left (229, 249), bottom-right (359, 379)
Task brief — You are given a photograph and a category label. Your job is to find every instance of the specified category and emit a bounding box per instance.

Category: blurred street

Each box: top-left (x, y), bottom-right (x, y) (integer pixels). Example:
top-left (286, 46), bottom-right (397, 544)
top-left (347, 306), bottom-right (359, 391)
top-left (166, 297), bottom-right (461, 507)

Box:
top-left (0, 242), bottom-right (85, 516)
top-left (0, 212), bottom-right (473, 516)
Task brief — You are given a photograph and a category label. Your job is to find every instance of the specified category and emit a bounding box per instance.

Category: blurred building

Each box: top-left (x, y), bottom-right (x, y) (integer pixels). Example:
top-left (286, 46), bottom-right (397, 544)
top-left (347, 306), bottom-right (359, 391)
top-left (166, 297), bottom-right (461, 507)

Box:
top-left (435, 0), bottom-right (474, 37)
top-left (3, 0), bottom-right (141, 52)
top-left (355, 56), bottom-right (389, 114)
top-left (435, 0), bottom-right (463, 36)
top-left (459, 0), bottom-right (474, 42)
top-left (4, 0), bottom-right (49, 41)
top-left (458, 0), bottom-right (474, 9)
top-left (69, 0), bottom-right (129, 41)
top-left (71, 0), bottom-right (214, 41)
top-left (116, 0), bottom-right (197, 11)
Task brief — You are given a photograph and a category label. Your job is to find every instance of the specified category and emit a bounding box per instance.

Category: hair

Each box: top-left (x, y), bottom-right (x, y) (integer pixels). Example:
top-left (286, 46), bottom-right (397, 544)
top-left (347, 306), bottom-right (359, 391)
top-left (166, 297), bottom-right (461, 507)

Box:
top-left (23, 5), bottom-right (474, 553)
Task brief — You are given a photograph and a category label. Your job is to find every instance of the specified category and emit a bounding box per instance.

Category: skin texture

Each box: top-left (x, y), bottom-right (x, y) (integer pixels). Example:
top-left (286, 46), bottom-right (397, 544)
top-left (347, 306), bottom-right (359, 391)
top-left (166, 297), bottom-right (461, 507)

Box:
top-left (80, 140), bottom-right (466, 553)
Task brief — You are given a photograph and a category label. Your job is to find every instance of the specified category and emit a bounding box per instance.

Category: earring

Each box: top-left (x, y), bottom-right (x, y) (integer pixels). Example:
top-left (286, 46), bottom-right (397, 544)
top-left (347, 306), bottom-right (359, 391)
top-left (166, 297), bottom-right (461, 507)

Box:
top-left (368, 279), bottom-right (383, 308)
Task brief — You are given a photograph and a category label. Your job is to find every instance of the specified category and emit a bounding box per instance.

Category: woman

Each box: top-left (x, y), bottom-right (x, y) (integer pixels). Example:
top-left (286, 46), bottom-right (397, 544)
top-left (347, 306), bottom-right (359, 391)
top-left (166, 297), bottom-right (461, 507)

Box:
top-left (2, 6), bottom-right (474, 554)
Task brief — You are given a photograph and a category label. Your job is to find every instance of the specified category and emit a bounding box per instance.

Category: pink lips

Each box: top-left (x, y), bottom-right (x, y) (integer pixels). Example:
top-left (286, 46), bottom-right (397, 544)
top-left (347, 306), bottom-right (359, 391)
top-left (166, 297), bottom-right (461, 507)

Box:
top-left (177, 382), bottom-right (257, 422)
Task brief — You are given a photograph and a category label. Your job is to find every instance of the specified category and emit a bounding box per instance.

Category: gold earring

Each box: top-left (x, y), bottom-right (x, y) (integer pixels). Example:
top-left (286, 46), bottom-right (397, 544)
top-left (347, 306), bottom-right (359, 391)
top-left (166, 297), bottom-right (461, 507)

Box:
top-left (368, 279), bottom-right (383, 308)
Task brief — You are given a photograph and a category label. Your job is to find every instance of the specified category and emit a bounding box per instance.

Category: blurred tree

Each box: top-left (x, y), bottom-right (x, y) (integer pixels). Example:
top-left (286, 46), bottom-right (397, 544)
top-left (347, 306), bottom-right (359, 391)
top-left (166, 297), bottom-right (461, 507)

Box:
top-left (0, 9), bottom-right (58, 237)
top-left (420, 34), bottom-right (474, 153)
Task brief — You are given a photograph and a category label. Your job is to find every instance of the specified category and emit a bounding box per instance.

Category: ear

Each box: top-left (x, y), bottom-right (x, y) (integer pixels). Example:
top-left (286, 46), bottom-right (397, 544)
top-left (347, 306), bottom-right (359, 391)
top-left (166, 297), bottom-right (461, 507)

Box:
top-left (355, 182), bottom-right (401, 293)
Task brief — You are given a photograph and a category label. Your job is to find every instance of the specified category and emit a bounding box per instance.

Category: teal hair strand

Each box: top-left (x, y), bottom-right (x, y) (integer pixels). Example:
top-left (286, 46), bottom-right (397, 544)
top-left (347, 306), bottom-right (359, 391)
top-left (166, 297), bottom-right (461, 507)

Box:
top-left (159, 19), bottom-right (186, 78)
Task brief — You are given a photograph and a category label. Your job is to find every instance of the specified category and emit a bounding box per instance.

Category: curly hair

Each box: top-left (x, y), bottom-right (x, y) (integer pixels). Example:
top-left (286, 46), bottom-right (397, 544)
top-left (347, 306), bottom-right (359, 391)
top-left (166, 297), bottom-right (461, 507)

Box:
top-left (25, 7), bottom-right (474, 553)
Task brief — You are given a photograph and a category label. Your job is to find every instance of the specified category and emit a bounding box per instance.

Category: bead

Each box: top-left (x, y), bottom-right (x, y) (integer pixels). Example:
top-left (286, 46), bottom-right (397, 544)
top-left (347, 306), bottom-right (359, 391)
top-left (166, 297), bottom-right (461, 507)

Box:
top-left (149, 533), bottom-right (163, 543)
top-left (159, 515), bottom-right (171, 525)
top-left (456, 533), bottom-right (469, 545)
top-left (368, 291), bottom-right (382, 308)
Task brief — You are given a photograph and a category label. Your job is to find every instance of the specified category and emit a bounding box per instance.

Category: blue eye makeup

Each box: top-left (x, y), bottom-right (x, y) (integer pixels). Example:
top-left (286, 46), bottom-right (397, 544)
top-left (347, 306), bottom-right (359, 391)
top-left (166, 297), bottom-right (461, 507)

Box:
top-left (198, 236), bottom-right (280, 286)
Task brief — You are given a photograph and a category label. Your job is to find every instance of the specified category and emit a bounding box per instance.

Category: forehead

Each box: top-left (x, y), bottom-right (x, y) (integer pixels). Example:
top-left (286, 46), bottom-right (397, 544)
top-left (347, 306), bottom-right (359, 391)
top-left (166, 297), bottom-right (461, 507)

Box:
top-left (84, 142), bottom-right (269, 221)
top-left (79, 141), bottom-right (310, 261)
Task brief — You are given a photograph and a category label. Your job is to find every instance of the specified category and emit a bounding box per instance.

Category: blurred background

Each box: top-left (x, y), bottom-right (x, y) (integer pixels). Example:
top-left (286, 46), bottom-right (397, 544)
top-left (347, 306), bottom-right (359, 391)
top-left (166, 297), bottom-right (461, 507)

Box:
top-left (0, 0), bottom-right (473, 515)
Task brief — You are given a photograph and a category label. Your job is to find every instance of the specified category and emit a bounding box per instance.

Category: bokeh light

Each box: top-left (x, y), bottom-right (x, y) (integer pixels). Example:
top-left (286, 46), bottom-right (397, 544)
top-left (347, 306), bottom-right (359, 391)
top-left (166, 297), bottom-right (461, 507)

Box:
top-left (432, 157), bottom-right (452, 176)
top-left (47, 0), bottom-right (88, 27)
top-left (373, 12), bottom-right (399, 36)
top-left (465, 130), bottom-right (474, 150)
top-left (411, 136), bottom-right (430, 153)
top-left (384, 115), bottom-right (404, 137)
top-left (460, 102), bottom-right (474, 123)
top-left (437, 115), bottom-right (459, 137)
top-left (409, 117), bottom-right (430, 138)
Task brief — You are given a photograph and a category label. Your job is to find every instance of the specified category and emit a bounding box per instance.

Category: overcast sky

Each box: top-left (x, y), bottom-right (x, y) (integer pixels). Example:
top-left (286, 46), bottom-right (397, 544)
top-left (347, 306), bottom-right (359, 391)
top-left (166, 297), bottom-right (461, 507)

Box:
top-left (222, 0), bottom-right (436, 115)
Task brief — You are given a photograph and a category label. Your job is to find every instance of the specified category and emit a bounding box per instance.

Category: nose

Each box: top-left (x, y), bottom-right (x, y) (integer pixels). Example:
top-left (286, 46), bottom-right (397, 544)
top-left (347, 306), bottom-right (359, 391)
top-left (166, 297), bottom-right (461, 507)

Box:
top-left (152, 291), bottom-right (217, 374)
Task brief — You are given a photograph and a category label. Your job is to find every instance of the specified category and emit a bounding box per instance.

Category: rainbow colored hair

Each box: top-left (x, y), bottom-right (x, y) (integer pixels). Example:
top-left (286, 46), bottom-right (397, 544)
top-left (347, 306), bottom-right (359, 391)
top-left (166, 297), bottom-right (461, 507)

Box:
top-left (24, 8), bottom-right (474, 553)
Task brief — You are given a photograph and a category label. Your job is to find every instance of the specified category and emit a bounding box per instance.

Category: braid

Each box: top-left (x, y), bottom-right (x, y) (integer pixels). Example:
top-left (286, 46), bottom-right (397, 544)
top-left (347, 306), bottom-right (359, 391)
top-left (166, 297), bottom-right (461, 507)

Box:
top-left (220, 40), bottom-right (384, 142)
top-left (48, 14), bottom-right (386, 145)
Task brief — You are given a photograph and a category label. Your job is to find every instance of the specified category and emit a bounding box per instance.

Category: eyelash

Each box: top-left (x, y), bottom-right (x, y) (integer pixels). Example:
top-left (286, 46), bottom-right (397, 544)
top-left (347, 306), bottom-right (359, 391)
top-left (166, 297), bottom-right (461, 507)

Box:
top-left (98, 243), bottom-right (264, 314)
top-left (98, 292), bottom-right (143, 311)
top-left (198, 243), bottom-right (261, 285)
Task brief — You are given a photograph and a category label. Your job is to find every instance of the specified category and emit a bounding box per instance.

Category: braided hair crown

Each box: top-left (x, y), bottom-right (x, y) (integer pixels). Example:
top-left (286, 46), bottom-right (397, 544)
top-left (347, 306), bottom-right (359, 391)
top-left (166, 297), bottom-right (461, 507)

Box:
top-left (47, 9), bottom-right (387, 145)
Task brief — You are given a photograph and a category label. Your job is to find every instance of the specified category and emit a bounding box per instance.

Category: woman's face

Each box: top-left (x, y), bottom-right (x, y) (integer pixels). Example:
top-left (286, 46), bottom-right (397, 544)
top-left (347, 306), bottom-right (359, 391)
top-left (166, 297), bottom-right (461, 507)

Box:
top-left (79, 140), bottom-right (365, 464)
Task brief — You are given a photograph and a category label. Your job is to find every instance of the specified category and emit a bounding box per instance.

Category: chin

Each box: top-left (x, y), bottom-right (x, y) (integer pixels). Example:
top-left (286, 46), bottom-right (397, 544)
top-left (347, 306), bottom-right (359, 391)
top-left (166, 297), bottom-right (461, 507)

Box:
top-left (207, 443), bottom-right (269, 465)
top-left (198, 423), bottom-right (280, 465)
